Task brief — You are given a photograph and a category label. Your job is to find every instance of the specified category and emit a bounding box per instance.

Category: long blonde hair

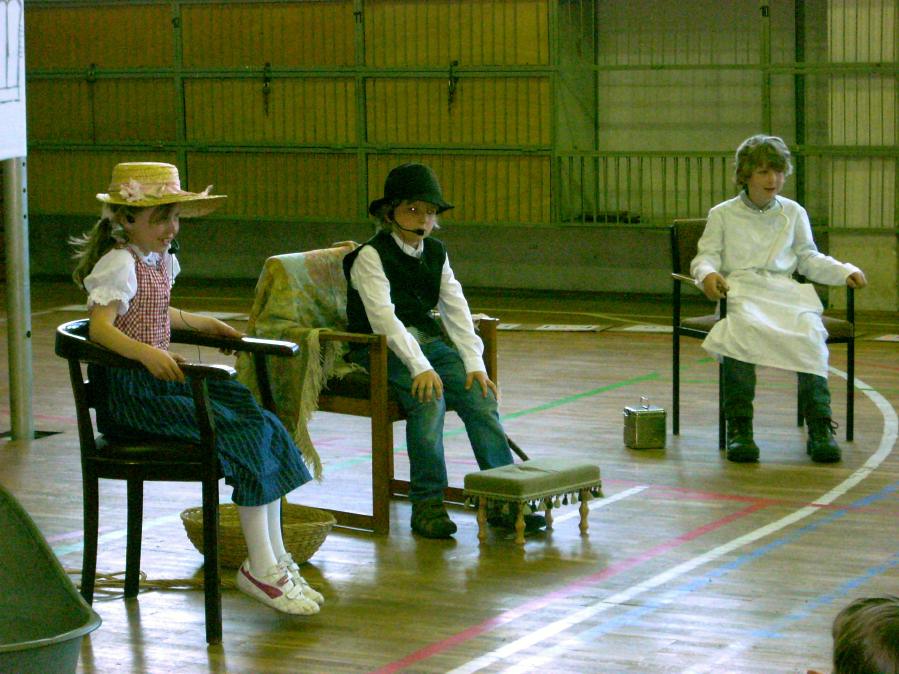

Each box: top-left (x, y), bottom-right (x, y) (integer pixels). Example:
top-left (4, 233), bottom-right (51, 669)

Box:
top-left (70, 203), bottom-right (137, 288)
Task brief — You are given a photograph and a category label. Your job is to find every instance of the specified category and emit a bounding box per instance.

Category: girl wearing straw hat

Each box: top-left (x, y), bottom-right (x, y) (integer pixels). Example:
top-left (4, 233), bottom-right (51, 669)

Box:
top-left (343, 163), bottom-right (545, 538)
top-left (71, 162), bottom-right (324, 615)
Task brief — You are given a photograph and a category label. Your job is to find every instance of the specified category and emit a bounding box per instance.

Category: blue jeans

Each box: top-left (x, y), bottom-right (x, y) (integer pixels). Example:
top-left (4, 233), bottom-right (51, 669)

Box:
top-left (350, 339), bottom-right (513, 503)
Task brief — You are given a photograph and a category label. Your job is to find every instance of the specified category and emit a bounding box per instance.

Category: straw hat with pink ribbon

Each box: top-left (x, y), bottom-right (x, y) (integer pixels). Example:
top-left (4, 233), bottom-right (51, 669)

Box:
top-left (96, 162), bottom-right (226, 218)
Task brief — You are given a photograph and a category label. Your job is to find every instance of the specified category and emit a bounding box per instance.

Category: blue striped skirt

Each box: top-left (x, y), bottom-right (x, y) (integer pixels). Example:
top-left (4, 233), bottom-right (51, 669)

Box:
top-left (89, 366), bottom-right (312, 507)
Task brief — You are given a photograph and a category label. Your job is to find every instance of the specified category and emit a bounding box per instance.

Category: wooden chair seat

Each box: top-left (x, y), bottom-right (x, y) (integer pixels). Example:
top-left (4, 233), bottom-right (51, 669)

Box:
top-left (821, 316), bottom-right (853, 340)
top-left (680, 314), bottom-right (719, 332)
top-left (322, 370), bottom-right (398, 401)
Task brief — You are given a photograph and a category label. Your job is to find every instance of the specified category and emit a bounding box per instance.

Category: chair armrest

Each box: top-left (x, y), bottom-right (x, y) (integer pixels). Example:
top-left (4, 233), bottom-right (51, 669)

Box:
top-left (170, 329), bottom-right (299, 358)
top-left (180, 363), bottom-right (238, 381)
top-left (318, 330), bottom-right (382, 345)
top-left (55, 322), bottom-right (237, 380)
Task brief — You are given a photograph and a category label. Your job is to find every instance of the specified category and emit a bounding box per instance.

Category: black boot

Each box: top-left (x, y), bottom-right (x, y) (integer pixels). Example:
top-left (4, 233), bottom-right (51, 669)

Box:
top-left (807, 418), bottom-right (841, 463)
top-left (726, 417), bottom-right (759, 463)
top-left (411, 499), bottom-right (457, 538)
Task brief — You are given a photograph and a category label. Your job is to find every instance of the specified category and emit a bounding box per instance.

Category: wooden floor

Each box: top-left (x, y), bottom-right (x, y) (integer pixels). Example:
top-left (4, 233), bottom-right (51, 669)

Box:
top-left (2, 280), bottom-right (898, 674)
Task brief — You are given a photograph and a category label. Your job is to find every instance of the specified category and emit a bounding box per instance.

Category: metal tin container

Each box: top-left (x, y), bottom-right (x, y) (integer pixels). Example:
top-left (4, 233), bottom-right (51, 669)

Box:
top-left (623, 397), bottom-right (666, 449)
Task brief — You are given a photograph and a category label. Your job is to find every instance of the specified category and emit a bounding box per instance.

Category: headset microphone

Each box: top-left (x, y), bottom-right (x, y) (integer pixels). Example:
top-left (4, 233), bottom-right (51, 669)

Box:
top-left (395, 223), bottom-right (426, 236)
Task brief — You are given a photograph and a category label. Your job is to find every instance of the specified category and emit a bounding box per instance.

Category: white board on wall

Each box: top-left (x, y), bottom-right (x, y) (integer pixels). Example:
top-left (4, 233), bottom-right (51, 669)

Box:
top-left (0, 0), bottom-right (26, 161)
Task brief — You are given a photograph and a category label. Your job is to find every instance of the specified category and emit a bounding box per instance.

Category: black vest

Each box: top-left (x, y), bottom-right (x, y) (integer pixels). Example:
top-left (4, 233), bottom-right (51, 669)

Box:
top-left (344, 230), bottom-right (446, 338)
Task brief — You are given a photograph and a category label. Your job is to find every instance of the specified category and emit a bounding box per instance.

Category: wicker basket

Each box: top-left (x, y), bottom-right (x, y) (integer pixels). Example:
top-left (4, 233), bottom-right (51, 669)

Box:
top-left (181, 501), bottom-right (335, 569)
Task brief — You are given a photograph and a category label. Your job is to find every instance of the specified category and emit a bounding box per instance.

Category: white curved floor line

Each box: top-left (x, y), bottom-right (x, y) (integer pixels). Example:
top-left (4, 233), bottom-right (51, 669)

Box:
top-left (446, 367), bottom-right (898, 674)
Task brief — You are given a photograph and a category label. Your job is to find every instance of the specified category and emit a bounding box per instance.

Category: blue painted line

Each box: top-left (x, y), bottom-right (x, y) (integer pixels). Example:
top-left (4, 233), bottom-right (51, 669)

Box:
top-left (562, 481), bottom-right (899, 642)
top-left (751, 549), bottom-right (899, 639)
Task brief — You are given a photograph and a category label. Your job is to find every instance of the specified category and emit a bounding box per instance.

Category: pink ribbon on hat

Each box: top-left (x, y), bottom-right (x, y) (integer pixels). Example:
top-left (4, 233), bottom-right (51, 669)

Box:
top-left (118, 178), bottom-right (185, 202)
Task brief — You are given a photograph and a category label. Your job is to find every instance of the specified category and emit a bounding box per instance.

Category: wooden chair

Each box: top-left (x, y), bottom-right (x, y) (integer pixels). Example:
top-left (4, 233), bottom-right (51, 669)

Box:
top-left (55, 318), bottom-right (298, 645)
top-left (670, 219), bottom-right (855, 450)
top-left (248, 245), bottom-right (521, 536)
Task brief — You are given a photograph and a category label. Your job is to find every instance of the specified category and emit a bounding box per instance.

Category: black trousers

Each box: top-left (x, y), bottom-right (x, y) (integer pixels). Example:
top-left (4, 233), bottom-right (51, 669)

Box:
top-left (723, 357), bottom-right (832, 421)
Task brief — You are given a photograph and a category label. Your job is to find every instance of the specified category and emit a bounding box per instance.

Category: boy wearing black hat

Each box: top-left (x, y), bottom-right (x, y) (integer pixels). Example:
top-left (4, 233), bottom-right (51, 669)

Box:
top-left (343, 163), bottom-right (544, 539)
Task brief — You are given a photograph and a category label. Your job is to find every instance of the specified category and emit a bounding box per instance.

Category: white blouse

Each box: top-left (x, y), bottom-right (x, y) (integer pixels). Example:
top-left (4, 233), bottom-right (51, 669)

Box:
top-left (83, 245), bottom-right (180, 315)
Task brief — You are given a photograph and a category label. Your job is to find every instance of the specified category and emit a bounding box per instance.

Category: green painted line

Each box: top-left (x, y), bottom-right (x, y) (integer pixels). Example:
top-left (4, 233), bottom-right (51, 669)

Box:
top-left (324, 372), bottom-right (660, 471)
top-left (499, 372), bottom-right (660, 421)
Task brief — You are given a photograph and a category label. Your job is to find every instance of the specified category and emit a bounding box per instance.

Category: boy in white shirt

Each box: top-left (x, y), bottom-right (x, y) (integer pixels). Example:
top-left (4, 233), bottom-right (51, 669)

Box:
top-left (691, 135), bottom-right (866, 463)
top-left (343, 163), bottom-right (544, 538)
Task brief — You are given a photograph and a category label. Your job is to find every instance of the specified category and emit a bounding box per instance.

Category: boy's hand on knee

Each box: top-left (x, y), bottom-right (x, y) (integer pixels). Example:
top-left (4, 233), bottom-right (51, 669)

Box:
top-left (412, 370), bottom-right (443, 402)
top-left (846, 270), bottom-right (867, 289)
top-left (466, 371), bottom-right (498, 399)
top-left (701, 272), bottom-right (729, 301)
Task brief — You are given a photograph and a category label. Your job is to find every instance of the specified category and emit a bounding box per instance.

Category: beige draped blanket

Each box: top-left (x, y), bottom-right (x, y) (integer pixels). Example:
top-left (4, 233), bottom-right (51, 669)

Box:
top-left (236, 243), bottom-right (361, 481)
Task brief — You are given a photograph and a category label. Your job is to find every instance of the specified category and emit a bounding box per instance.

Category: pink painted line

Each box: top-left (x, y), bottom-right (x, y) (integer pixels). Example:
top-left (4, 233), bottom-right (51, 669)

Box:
top-left (648, 484), bottom-right (769, 504)
top-left (371, 501), bottom-right (768, 674)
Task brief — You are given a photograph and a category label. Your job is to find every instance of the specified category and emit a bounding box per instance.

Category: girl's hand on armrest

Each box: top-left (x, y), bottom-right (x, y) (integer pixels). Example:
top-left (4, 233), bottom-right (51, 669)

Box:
top-left (139, 345), bottom-right (186, 382)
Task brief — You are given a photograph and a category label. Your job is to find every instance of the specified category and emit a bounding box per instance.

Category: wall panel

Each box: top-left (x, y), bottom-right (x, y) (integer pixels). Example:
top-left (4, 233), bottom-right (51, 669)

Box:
top-left (188, 152), bottom-right (358, 221)
top-left (27, 80), bottom-right (93, 142)
top-left (366, 77), bottom-right (549, 147)
top-left (185, 78), bottom-right (357, 145)
top-left (365, 0), bottom-right (549, 67)
top-left (29, 150), bottom-right (177, 215)
top-left (26, 5), bottom-right (173, 69)
top-left (28, 78), bottom-right (176, 144)
top-left (181, 2), bottom-right (355, 67)
top-left (369, 154), bottom-right (550, 225)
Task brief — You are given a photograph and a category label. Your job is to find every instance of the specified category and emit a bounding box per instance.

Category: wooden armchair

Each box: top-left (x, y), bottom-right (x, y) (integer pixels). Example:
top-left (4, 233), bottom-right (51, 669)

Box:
top-left (245, 244), bottom-right (510, 535)
top-left (55, 318), bottom-right (298, 644)
top-left (670, 219), bottom-right (855, 451)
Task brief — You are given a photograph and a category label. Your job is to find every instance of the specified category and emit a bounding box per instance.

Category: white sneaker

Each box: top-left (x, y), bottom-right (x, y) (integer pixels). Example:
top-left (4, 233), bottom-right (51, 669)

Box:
top-left (277, 553), bottom-right (324, 606)
top-left (235, 560), bottom-right (319, 615)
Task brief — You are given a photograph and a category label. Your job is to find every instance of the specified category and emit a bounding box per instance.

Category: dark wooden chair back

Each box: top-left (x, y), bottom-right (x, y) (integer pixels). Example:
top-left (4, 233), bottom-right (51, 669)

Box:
top-left (670, 218), bottom-right (708, 277)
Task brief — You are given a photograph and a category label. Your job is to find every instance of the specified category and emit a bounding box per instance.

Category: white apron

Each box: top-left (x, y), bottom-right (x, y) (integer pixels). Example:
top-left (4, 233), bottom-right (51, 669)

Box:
top-left (701, 269), bottom-right (829, 377)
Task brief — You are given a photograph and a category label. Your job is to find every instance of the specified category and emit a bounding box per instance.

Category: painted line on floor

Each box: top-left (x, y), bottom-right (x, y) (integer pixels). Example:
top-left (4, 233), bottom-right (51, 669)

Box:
top-left (549, 484), bottom-right (648, 523)
top-left (321, 371), bottom-right (660, 472)
top-left (501, 482), bottom-right (899, 674)
top-left (684, 547), bottom-right (899, 673)
top-left (376, 367), bottom-right (897, 674)
top-left (372, 501), bottom-right (770, 674)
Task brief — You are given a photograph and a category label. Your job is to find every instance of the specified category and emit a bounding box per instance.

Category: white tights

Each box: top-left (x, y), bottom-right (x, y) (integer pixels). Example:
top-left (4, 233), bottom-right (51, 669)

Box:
top-left (237, 499), bottom-right (289, 576)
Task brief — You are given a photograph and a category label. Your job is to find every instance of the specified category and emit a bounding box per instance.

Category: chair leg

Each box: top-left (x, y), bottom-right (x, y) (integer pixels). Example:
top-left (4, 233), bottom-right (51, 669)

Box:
top-left (847, 338), bottom-right (854, 441)
top-left (80, 469), bottom-right (100, 604)
top-left (201, 477), bottom-right (222, 645)
top-left (672, 332), bottom-right (680, 435)
top-left (124, 479), bottom-right (144, 598)
top-left (370, 413), bottom-right (393, 536)
top-left (717, 361), bottom-right (726, 450)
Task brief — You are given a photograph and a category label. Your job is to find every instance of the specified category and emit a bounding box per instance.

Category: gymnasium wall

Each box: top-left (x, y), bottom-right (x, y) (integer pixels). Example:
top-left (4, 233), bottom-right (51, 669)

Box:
top-left (24, 1), bottom-right (897, 309)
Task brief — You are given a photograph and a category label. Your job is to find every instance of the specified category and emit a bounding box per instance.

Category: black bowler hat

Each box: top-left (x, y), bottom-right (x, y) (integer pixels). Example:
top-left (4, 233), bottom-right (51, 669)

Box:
top-left (368, 163), bottom-right (454, 216)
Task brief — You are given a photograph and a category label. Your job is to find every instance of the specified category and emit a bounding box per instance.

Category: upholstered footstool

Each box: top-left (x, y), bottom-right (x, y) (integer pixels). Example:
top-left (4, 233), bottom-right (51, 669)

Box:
top-left (463, 458), bottom-right (603, 545)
